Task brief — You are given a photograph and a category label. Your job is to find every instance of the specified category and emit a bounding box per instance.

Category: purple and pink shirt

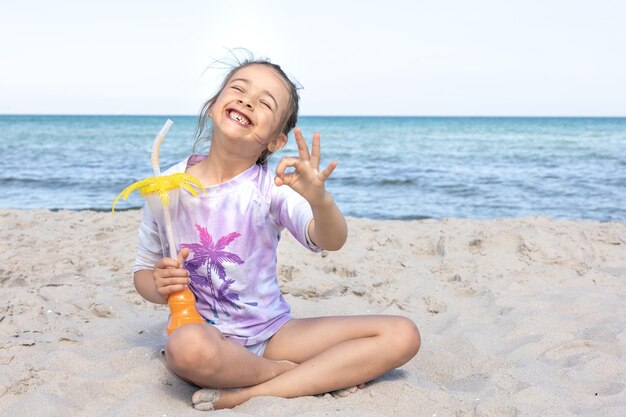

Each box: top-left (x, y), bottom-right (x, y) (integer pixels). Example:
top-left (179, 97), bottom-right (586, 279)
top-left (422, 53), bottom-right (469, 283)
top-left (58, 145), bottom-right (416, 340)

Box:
top-left (134, 155), bottom-right (320, 346)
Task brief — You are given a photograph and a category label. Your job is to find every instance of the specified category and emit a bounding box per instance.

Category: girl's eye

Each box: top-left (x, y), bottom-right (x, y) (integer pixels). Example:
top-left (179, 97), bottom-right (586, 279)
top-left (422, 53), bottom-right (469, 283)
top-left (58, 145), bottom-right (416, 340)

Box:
top-left (260, 101), bottom-right (271, 109)
top-left (232, 86), bottom-right (244, 92)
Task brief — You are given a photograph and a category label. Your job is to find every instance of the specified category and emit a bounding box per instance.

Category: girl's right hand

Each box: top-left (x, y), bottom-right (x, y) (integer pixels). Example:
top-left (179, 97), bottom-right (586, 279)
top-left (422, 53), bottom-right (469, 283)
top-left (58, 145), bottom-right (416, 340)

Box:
top-left (153, 248), bottom-right (191, 302)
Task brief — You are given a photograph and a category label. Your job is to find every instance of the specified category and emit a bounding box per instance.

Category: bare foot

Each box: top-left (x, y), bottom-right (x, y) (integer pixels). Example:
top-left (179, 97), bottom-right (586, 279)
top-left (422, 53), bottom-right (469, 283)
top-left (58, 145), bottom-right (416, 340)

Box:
top-left (330, 383), bottom-right (367, 398)
top-left (191, 361), bottom-right (298, 410)
top-left (192, 388), bottom-right (220, 411)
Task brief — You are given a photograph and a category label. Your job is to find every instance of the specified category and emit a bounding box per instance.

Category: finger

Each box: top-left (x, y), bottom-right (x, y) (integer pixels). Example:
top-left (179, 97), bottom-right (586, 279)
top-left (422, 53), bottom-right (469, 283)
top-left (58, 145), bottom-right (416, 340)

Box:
top-left (310, 132), bottom-right (321, 168)
top-left (155, 275), bottom-right (189, 291)
top-left (275, 156), bottom-right (299, 179)
top-left (177, 247), bottom-right (190, 266)
top-left (276, 172), bottom-right (296, 187)
top-left (157, 274), bottom-right (191, 287)
top-left (159, 283), bottom-right (189, 296)
top-left (320, 160), bottom-right (338, 181)
top-left (159, 276), bottom-right (191, 287)
top-left (157, 268), bottom-right (190, 278)
top-left (156, 258), bottom-right (181, 269)
top-left (294, 128), bottom-right (311, 160)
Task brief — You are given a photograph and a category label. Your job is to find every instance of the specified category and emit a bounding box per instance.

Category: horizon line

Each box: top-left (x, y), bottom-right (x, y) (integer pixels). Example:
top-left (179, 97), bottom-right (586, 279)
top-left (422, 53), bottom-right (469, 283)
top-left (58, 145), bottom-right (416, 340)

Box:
top-left (1, 113), bottom-right (626, 118)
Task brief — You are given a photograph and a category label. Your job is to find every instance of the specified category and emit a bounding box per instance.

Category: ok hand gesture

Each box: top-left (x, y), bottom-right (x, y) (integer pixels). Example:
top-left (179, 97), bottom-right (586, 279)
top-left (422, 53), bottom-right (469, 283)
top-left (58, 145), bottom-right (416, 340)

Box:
top-left (274, 128), bottom-right (338, 206)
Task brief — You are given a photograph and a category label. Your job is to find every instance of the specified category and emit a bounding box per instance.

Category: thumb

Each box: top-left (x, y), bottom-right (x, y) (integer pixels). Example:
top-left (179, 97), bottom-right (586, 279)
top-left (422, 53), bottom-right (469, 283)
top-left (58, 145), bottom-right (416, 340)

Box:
top-left (177, 247), bottom-right (190, 266)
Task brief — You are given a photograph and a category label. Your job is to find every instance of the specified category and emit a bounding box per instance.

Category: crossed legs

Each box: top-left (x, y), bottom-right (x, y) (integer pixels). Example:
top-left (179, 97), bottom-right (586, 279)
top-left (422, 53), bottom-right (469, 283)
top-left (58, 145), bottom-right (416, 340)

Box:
top-left (165, 315), bottom-right (421, 410)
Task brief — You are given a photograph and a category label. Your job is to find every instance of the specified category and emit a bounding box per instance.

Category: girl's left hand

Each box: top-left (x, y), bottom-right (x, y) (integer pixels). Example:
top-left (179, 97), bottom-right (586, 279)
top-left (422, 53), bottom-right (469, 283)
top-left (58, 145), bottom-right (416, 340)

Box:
top-left (274, 128), bottom-right (337, 206)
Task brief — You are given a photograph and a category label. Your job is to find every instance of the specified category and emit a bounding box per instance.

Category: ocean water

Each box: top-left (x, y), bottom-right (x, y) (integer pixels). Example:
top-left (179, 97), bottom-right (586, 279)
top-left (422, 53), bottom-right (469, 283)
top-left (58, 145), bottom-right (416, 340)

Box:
top-left (0, 115), bottom-right (624, 221)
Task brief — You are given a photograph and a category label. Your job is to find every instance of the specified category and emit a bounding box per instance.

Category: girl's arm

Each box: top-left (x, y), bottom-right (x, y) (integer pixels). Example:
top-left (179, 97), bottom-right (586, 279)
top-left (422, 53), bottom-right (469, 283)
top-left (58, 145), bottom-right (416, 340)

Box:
top-left (308, 191), bottom-right (347, 251)
top-left (275, 128), bottom-right (347, 251)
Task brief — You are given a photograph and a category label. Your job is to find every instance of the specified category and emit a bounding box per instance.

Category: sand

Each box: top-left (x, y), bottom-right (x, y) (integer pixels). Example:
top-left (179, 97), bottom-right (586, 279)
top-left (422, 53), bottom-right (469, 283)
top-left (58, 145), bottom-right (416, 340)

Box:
top-left (0, 209), bottom-right (624, 416)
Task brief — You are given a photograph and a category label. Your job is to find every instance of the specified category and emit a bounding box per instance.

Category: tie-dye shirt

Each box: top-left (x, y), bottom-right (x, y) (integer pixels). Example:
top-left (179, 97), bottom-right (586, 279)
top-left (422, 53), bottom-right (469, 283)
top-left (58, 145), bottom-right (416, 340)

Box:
top-left (134, 155), bottom-right (320, 346)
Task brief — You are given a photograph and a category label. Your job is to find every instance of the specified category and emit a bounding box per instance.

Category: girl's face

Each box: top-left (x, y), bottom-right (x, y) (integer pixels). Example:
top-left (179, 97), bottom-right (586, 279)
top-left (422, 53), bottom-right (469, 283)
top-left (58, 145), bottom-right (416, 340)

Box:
top-left (210, 64), bottom-right (291, 160)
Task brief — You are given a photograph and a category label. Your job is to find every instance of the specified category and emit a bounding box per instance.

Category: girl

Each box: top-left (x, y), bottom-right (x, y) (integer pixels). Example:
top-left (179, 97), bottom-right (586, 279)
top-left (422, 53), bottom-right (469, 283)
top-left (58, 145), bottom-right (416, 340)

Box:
top-left (133, 56), bottom-right (421, 410)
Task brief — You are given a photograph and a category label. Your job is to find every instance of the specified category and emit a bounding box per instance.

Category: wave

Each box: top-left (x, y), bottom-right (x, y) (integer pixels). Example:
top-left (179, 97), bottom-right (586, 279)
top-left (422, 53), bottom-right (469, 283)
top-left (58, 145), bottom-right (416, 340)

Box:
top-left (348, 213), bottom-right (432, 221)
top-left (1, 176), bottom-right (45, 186)
top-left (0, 175), bottom-right (139, 191)
top-left (337, 176), bottom-right (416, 187)
top-left (0, 176), bottom-right (94, 189)
top-left (378, 178), bottom-right (416, 186)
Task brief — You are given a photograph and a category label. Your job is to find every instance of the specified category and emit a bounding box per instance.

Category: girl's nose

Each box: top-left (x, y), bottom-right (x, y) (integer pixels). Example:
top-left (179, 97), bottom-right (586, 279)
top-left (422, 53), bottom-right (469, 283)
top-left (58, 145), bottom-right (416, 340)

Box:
top-left (238, 98), bottom-right (253, 109)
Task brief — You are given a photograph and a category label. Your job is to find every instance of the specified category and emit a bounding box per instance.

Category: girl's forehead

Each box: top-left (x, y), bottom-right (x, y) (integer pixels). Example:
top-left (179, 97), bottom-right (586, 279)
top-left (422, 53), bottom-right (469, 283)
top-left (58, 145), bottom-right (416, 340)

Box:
top-left (229, 65), bottom-right (290, 99)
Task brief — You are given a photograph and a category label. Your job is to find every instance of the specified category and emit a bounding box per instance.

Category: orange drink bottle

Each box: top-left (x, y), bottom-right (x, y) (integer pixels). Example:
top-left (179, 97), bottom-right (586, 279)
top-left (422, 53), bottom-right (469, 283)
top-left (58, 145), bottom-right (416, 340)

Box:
top-left (166, 286), bottom-right (205, 334)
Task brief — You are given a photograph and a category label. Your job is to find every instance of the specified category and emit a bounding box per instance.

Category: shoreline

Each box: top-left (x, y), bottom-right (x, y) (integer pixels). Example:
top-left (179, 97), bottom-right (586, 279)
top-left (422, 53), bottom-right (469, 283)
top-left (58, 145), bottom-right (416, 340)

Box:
top-left (1, 209), bottom-right (624, 416)
top-left (2, 206), bottom-right (625, 224)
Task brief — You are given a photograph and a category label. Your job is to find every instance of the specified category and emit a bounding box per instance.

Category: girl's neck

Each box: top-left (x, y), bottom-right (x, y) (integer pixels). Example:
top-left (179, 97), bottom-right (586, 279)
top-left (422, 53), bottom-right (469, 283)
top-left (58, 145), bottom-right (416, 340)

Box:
top-left (190, 147), bottom-right (257, 186)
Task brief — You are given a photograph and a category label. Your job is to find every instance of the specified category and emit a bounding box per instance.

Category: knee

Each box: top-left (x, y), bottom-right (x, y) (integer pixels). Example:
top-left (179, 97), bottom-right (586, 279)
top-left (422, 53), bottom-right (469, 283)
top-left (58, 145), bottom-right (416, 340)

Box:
top-left (388, 316), bottom-right (421, 364)
top-left (165, 324), bottom-right (223, 375)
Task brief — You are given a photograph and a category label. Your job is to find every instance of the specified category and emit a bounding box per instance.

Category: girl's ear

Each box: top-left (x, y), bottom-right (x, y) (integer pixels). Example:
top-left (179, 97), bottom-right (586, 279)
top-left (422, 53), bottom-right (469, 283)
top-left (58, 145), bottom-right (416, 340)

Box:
top-left (268, 133), bottom-right (287, 152)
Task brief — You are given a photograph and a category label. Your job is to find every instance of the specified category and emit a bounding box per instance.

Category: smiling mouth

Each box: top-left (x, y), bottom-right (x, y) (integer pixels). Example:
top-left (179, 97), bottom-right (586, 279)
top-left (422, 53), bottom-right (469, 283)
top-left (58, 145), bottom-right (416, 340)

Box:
top-left (227, 109), bottom-right (252, 126)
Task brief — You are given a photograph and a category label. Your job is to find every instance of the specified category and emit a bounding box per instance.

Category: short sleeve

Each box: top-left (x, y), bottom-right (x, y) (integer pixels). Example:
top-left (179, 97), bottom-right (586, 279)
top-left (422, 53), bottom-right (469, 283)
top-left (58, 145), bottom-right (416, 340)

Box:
top-left (270, 184), bottom-right (321, 253)
top-left (133, 202), bottom-right (165, 273)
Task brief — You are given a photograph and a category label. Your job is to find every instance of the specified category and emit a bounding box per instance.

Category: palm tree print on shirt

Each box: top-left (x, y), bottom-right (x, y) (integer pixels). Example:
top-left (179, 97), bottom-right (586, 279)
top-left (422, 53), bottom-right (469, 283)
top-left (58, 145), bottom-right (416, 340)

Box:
top-left (181, 224), bottom-right (257, 319)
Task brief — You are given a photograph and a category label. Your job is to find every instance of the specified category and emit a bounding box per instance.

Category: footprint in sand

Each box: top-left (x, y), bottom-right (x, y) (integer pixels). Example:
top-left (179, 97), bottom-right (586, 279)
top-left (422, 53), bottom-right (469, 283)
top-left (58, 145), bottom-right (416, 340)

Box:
top-left (468, 238), bottom-right (485, 255)
top-left (91, 303), bottom-right (116, 318)
top-left (323, 265), bottom-right (357, 278)
top-left (422, 296), bottom-right (447, 315)
top-left (538, 339), bottom-right (601, 366)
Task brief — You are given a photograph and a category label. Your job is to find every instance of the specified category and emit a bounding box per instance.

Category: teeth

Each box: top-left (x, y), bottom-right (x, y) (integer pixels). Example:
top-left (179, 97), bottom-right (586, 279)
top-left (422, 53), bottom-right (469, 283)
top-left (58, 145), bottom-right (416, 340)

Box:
top-left (229, 111), bottom-right (249, 126)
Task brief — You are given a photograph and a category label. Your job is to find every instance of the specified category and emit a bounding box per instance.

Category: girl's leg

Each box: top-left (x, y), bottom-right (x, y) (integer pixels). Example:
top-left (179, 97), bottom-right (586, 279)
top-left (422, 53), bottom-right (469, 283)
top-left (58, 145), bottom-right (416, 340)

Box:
top-left (165, 323), bottom-right (296, 389)
top-left (208, 315), bottom-right (420, 409)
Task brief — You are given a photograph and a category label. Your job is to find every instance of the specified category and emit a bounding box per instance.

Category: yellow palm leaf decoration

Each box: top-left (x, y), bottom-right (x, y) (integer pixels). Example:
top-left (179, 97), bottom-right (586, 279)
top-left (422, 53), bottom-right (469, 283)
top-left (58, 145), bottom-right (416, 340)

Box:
top-left (111, 173), bottom-right (205, 213)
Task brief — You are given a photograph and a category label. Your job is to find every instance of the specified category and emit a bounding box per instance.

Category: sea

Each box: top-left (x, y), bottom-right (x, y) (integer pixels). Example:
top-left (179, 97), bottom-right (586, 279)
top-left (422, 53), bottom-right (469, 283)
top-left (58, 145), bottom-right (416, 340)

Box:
top-left (1, 115), bottom-right (624, 221)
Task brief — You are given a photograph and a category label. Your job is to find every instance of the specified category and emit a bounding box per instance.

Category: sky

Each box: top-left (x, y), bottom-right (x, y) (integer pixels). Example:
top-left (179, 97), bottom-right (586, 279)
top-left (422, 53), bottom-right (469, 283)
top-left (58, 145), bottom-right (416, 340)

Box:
top-left (1, 0), bottom-right (625, 116)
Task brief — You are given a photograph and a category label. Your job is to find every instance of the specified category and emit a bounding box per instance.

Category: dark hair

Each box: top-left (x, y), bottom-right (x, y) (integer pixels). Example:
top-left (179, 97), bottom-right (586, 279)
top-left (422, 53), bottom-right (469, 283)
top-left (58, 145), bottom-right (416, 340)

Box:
top-left (193, 53), bottom-right (300, 165)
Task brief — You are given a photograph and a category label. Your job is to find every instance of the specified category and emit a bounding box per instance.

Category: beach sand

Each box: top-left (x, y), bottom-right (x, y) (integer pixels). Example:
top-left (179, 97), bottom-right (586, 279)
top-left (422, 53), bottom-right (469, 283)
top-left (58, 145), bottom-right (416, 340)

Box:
top-left (1, 209), bottom-right (624, 416)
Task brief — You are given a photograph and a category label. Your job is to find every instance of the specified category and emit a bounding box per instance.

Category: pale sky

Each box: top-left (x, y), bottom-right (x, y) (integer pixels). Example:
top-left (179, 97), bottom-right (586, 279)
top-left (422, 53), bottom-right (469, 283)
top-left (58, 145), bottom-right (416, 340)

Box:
top-left (1, 0), bottom-right (625, 116)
